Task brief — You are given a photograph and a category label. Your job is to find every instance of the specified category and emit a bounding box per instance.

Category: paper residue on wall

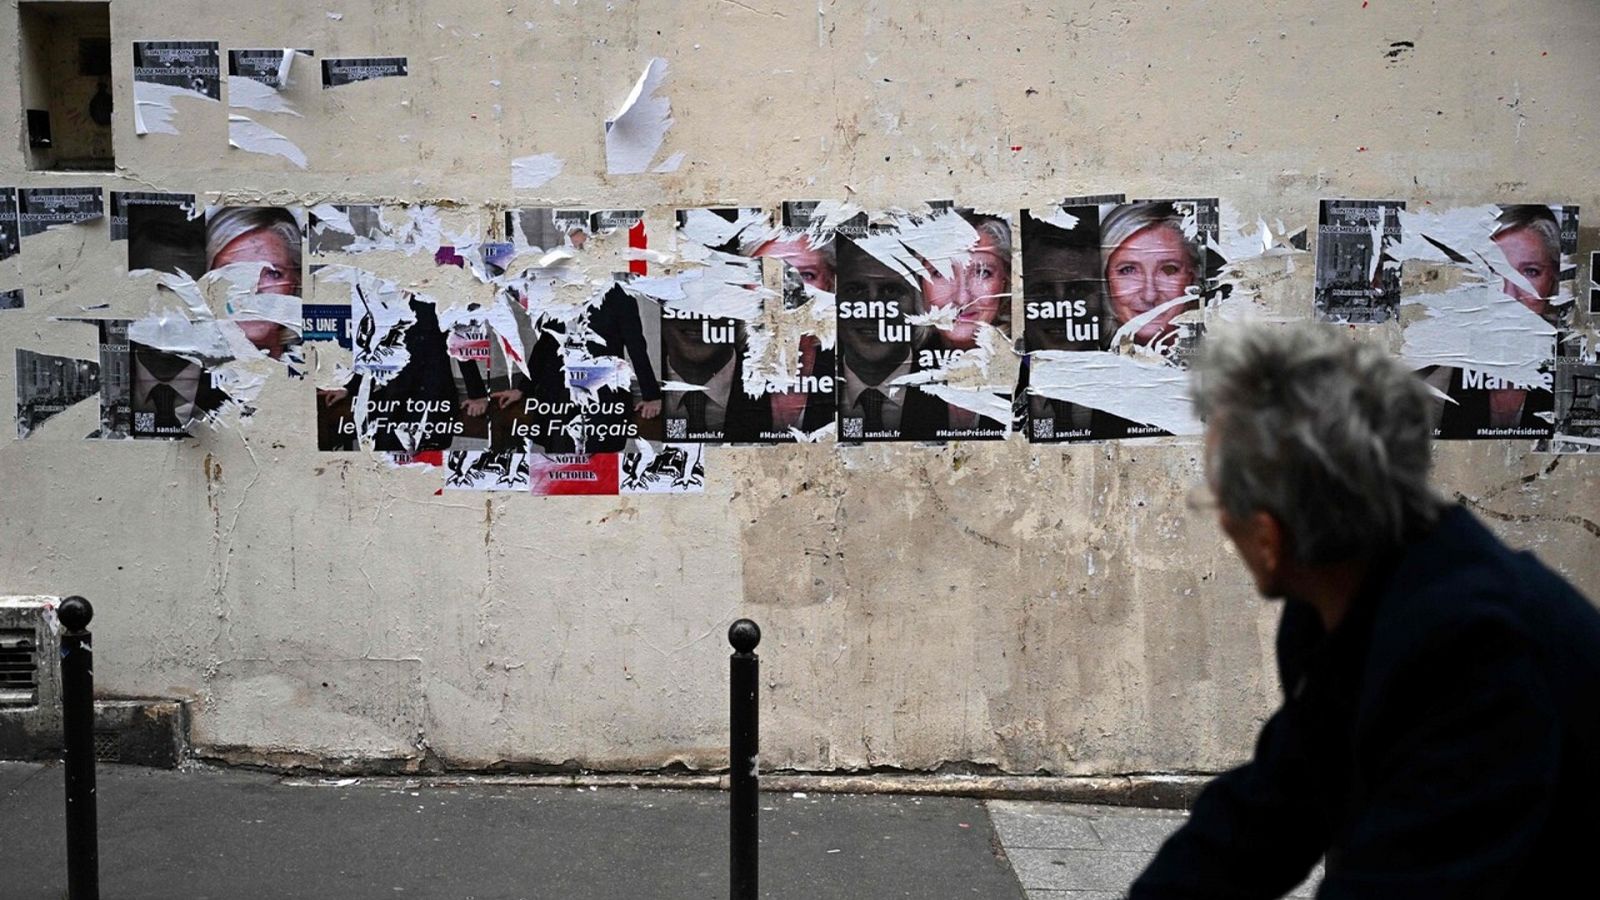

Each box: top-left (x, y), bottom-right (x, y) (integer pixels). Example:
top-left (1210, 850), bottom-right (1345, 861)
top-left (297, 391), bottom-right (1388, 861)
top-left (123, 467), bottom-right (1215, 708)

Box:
top-left (605, 58), bottom-right (675, 175)
top-left (228, 116), bottom-right (309, 168)
top-left (1028, 350), bottom-right (1201, 435)
top-left (511, 153), bottom-right (564, 190)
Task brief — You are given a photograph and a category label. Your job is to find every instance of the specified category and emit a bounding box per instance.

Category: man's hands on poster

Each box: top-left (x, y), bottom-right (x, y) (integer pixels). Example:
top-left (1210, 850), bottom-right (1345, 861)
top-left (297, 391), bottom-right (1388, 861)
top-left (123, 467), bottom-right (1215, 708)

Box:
top-left (635, 398), bottom-right (661, 419)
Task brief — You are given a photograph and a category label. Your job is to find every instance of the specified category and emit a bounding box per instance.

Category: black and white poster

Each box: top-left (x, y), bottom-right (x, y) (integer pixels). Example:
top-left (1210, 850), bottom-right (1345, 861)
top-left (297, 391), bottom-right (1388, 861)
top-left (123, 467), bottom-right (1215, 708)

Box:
top-left (228, 49), bottom-right (312, 88)
top-left (132, 41), bottom-right (221, 99)
top-left (16, 187), bottom-right (104, 238)
top-left (0, 291), bottom-right (21, 311)
top-left (110, 191), bottom-right (195, 242)
top-left (127, 200), bottom-right (205, 277)
top-left (0, 188), bottom-right (19, 262)
top-left (15, 350), bottom-right (100, 439)
top-left (308, 204), bottom-right (385, 254)
top-left (321, 57), bottom-right (408, 88)
top-left (1546, 359), bottom-right (1600, 453)
top-left (1315, 199), bottom-right (1404, 323)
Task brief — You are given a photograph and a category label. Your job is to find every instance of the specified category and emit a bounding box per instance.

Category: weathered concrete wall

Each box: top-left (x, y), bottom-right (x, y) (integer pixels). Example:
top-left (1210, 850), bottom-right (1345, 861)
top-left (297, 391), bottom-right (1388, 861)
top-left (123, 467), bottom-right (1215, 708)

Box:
top-left (1, 1), bottom-right (1596, 775)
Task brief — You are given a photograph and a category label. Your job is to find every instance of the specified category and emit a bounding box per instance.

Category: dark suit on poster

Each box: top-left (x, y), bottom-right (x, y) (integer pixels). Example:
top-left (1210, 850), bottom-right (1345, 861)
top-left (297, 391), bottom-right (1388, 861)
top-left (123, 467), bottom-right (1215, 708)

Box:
top-left (337, 299), bottom-right (458, 451)
top-left (900, 384), bottom-right (1005, 441)
top-left (1436, 366), bottom-right (1552, 438)
top-left (1129, 506), bottom-right (1600, 899)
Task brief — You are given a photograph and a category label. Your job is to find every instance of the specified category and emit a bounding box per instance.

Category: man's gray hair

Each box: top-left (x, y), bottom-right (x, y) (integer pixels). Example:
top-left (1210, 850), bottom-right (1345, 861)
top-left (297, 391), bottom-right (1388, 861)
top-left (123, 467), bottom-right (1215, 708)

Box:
top-left (206, 206), bottom-right (303, 272)
top-left (1191, 322), bottom-right (1444, 563)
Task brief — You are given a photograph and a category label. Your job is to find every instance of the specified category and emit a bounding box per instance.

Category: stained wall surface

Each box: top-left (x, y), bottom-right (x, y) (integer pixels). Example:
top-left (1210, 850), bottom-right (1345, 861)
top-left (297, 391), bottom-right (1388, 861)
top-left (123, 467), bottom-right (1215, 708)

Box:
top-left (1, 0), bottom-right (1596, 774)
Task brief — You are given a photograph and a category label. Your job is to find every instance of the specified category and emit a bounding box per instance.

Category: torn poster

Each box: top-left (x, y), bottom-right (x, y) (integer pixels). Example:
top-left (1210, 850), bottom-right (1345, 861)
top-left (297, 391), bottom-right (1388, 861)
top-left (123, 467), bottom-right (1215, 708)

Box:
top-left (1591, 251), bottom-right (1600, 315)
top-left (742, 201), bottom-right (840, 441)
top-left (1020, 199), bottom-right (1211, 440)
top-left (657, 207), bottom-right (793, 443)
top-left (505, 207), bottom-right (592, 252)
top-left (132, 41), bottom-right (221, 136)
top-left (321, 57), bottom-right (408, 88)
top-left (1542, 358), bottom-right (1600, 453)
top-left (835, 207), bottom-right (1013, 442)
top-left (110, 191), bottom-right (195, 242)
top-left (15, 350), bottom-right (100, 439)
top-left (604, 58), bottom-right (676, 175)
top-left (0, 188), bottom-right (17, 261)
top-left (620, 442), bottom-right (705, 493)
top-left (1314, 199), bottom-right (1403, 323)
top-left (128, 200), bottom-right (206, 277)
top-left (0, 291), bottom-right (20, 311)
top-left (127, 338), bottom-right (230, 439)
top-left (511, 153), bottom-right (563, 190)
top-left (207, 206), bottom-right (304, 297)
top-left (1402, 204), bottom-right (1577, 440)
top-left (308, 204), bottom-right (385, 254)
top-left (228, 49), bottom-right (311, 89)
top-left (228, 115), bottom-right (308, 167)
top-left (16, 187), bottom-right (104, 238)
top-left (443, 450), bottom-right (531, 491)
top-left (302, 303), bottom-right (352, 347)
top-left (84, 320), bottom-right (132, 439)
top-left (527, 454), bottom-right (622, 496)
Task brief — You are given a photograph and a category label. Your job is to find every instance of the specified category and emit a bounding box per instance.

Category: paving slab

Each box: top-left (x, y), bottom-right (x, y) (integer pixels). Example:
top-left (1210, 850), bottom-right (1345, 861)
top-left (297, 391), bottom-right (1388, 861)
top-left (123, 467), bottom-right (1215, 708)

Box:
top-left (989, 800), bottom-right (1321, 899)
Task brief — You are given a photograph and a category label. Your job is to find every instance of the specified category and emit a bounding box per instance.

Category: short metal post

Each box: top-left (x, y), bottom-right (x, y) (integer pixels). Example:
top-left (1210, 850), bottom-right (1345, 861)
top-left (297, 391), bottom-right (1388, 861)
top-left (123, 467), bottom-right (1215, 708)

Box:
top-left (59, 596), bottom-right (99, 900)
top-left (728, 619), bottom-right (761, 900)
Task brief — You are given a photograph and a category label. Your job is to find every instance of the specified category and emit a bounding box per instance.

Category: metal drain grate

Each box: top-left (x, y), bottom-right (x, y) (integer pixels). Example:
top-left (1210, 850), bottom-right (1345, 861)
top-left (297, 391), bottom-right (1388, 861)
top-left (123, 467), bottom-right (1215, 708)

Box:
top-left (93, 731), bottom-right (121, 763)
top-left (0, 628), bottom-right (39, 707)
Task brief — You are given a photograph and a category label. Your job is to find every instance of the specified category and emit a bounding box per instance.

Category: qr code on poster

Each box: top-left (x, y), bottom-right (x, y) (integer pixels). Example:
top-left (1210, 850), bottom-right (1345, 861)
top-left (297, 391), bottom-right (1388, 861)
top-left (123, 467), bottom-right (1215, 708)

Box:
top-left (1032, 417), bottom-right (1054, 440)
top-left (841, 418), bottom-right (864, 439)
top-left (665, 418), bottom-right (687, 439)
top-left (134, 412), bottom-right (154, 432)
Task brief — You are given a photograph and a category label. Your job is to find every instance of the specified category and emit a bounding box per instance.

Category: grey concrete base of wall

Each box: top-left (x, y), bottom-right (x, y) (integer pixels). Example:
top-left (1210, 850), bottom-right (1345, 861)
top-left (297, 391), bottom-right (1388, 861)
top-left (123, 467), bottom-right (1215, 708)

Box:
top-left (0, 698), bottom-right (188, 769)
top-left (274, 771), bottom-right (1213, 810)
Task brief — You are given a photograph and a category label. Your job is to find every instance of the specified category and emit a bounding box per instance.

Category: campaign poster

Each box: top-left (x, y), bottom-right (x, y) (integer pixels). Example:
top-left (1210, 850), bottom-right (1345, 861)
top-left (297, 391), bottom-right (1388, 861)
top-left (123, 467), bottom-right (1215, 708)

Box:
top-left (90, 320), bottom-right (132, 438)
top-left (1545, 358), bottom-right (1600, 453)
top-left (835, 207), bottom-right (1013, 442)
top-left (1021, 198), bottom-right (1209, 441)
top-left (307, 204), bottom-right (385, 254)
top-left (1424, 204), bottom-right (1578, 440)
top-left (443, 450), bottom-right (531, 491)
top-left (619, 442), bottom-right (706, 494)
top-left (127, 200), bottom-right (206, 277)
top-left (228, 49), bottom-right (312, 87)
top-left (127, 340), bottom-right (229, 439)
top-left (1314, 199), bottom-right (1404, 323)
top-left (321, 57), bottom-right (408, 88)
top-left (110, 191), bottom-right (195, 242)
top-left (15, 350), bottom-right (100, 439)
top-left (661, 207), bottom-right (773, 443)
top-left (0, 188), bottom-right (18, 262)
top-left (16, 187), bottom-right (104, 238)
top-left (527, 453), bottom-right (622, 496)
top-left (505, 207), bottom-right (592, 252)
top-left (132, 41), bottom-right (222, 100)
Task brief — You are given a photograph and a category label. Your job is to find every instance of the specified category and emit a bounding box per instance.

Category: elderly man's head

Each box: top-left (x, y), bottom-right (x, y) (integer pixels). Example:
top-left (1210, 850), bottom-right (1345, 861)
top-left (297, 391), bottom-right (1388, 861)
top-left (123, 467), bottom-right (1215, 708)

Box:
top-left (1190, 323), bottom-right (1443, 597)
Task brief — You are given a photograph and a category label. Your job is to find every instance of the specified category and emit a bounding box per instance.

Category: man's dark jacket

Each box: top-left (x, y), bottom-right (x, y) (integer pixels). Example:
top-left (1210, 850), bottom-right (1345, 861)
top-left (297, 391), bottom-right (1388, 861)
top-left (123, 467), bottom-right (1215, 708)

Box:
top-left (1130, 505), bottom-right (1600, 899)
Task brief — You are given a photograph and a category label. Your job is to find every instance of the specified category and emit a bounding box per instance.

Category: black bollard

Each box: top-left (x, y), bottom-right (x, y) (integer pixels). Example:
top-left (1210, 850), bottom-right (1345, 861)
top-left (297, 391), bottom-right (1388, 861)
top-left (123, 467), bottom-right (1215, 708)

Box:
top-left (728, 619), bottom-right (761, 900)
top-left (58, 596), bottom-right (99, 900)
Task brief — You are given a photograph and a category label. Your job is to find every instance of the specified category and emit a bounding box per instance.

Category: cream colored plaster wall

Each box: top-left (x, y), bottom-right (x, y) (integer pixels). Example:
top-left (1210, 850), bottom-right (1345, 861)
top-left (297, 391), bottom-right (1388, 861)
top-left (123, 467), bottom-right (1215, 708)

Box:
top-left (0, 1), bottom-right (1596, 774)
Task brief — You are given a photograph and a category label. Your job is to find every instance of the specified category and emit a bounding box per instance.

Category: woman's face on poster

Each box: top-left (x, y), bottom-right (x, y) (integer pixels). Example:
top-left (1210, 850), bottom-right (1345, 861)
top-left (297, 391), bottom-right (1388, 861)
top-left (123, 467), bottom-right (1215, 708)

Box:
top-left (212, 228), bottom-right (301, 296)
top-left (753, 237), bottom-right (836, 293)
top-left (1492, 226), bottom-right (1557, 319)
top-left (917, 230), bottom-right (1008, 350)
top-left (1105, 223), bottom-right (1197, 344)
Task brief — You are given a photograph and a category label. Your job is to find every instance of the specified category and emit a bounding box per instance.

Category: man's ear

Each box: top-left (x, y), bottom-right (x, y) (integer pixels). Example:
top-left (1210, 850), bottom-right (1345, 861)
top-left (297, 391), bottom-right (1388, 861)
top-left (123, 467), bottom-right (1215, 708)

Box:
top-left (1246, 510), bottom-right (1285, 584)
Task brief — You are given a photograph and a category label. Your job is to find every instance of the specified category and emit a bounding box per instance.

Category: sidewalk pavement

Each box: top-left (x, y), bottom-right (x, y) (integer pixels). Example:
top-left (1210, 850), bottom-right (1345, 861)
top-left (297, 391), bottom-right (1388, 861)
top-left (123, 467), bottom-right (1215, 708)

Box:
top-left (2, 761), bottom-right (1319, 899)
